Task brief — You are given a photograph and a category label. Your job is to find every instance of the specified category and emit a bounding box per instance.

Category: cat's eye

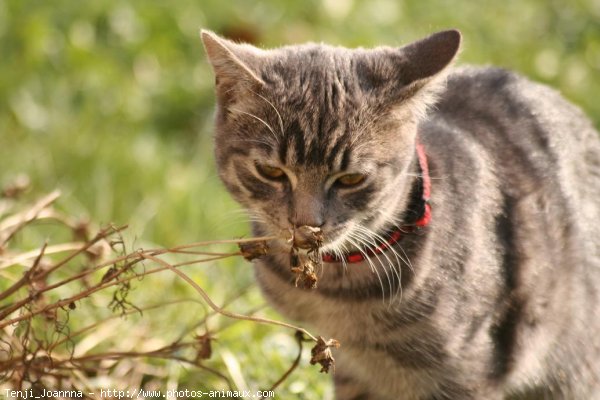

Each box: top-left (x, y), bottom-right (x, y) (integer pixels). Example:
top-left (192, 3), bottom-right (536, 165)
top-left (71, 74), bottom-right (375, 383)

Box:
top-left (256, 163), bottom-right (286, 180)
top-left (336, 173), bottom-right (366, 187)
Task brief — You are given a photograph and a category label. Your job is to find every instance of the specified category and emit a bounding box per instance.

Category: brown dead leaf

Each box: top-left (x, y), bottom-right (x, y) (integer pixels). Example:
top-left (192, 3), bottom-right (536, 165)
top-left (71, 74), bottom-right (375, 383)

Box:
top-left (310, 336), bottom-right (340, 373)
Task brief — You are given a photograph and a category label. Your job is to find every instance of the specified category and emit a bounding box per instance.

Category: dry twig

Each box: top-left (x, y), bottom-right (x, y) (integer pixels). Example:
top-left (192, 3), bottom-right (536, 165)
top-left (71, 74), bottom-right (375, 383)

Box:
top-left (0, 189), bottom-right (340, 394)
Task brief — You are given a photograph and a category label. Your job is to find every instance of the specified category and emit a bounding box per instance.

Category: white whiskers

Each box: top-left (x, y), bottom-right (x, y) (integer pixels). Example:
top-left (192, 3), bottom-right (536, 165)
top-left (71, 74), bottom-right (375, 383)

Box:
top-left (228, 107), bottom-right (280, 144)
top-left (326, 219), bottom-right (415, 305)
top-left (344, 236), bottom-right (387, 304)
top-left (351, 227), bottom-right (399, 302)
top-left (249, 89), bottom-right (285, 137)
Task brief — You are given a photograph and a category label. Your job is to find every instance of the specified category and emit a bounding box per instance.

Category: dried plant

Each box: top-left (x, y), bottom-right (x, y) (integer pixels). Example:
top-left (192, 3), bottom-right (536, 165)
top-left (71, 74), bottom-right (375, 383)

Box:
top-left (0, 184), bottom-right (339, 395)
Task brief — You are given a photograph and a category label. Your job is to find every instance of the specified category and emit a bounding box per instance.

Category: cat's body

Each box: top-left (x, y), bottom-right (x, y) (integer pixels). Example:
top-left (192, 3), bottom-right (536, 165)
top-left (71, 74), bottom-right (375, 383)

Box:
top-left (202, 30), bottom-right (600, 399)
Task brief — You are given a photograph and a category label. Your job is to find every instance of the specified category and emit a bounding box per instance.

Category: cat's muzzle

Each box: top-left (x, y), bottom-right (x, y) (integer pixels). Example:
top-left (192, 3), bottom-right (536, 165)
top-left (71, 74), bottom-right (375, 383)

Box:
top-left (289, 225), bottom-right (324, 251)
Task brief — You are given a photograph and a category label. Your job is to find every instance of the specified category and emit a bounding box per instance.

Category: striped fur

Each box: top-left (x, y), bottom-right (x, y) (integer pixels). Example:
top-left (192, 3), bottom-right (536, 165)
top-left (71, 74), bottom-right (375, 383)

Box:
top-left (202, 30), bottom-right (600, 399)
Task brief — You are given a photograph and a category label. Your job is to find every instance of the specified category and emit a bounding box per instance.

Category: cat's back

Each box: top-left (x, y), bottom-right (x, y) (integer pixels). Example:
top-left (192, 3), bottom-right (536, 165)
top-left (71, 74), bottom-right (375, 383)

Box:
top-left (431, 65), bottom-right (600, 217)
top-left (422, 66), bottom-right (600, 397)
top-left (435, 65), bottom-right (599, 150)
top-left (429, 65), bottom-right (600, 274)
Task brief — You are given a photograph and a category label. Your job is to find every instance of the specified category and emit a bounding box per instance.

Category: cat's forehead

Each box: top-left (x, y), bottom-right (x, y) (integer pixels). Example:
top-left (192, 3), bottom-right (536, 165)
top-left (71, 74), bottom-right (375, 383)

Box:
top-left (252, 47), bottom-right (370, 139)
top-left (265, 44), bottom-right (352, 72)
top-left (254, 45), bottom-right (407, 135)
top-left (259, 45), bottom-right (363, 96)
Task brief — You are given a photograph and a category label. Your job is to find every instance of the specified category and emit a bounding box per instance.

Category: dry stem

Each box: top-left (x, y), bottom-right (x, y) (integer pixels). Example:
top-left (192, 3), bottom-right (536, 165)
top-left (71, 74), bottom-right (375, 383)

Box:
top-left (0, 190), bottom-right (338, 394)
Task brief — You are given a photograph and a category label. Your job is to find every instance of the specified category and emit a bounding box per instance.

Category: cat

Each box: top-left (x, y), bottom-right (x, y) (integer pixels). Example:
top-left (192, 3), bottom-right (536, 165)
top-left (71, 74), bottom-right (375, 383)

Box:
top-left (201, 29), bottom-right (600, 399)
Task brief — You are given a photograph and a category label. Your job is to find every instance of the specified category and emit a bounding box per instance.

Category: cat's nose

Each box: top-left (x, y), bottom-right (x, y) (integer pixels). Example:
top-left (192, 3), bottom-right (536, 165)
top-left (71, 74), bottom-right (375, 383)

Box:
top-left (290, 193), bottom-right (325, 228)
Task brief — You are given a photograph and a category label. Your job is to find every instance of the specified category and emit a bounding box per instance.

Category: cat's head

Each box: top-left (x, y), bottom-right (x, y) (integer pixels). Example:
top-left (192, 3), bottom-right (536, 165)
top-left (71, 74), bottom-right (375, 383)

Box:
top-left (202, 30), bottom-right (460, 255)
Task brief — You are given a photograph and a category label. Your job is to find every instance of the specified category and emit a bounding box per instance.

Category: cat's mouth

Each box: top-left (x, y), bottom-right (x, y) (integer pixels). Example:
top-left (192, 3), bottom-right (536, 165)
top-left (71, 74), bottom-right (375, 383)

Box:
top-left (286, 221), bottom-right (407, 264)
top-left (255, 217), bottom-right (375, 262)
top-left (260, 223), bottom-right (345, 254)
top-left (290, 225), bottom-right (351, 253)
top-left (280, 223), bottom-right (362, 258)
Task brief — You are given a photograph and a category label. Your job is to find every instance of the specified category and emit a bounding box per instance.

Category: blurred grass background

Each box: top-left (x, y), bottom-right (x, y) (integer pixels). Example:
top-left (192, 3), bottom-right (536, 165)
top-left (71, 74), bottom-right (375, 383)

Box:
top-left (1, 0), bottom-right (598, 398)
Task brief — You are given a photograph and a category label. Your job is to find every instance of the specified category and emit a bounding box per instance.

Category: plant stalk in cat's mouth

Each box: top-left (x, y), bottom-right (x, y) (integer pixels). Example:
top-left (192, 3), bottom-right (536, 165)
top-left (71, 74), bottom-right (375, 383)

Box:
top-left (288, 225), bottom-right (324, 250)
top-left (287, 226), bottom-right (323, 289)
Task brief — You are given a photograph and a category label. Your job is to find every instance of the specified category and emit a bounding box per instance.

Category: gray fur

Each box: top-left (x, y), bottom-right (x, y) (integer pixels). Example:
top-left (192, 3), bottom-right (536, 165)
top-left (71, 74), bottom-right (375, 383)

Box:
top-left (202, 30), bottom-right (600, 399)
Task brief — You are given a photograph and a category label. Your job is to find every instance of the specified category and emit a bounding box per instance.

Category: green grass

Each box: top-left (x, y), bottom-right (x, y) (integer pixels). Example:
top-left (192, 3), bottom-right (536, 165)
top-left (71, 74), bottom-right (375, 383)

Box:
top-left (1, 0), bottom-right (598, 397)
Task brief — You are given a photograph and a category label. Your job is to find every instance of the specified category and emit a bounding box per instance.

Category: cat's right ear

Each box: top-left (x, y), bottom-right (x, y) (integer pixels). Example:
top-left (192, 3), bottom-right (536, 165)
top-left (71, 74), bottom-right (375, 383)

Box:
top-left (358, 30), bottom-right (462, 117)
top-left (397, 29), bottom-right (462, 84)
top-left (200, 30), bottom-right (265, 105)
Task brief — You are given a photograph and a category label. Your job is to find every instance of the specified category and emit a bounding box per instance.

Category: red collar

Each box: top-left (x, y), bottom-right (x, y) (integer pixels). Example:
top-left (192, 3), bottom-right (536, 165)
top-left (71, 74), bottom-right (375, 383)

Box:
top-left (322, 140), bottom-right (431, 264)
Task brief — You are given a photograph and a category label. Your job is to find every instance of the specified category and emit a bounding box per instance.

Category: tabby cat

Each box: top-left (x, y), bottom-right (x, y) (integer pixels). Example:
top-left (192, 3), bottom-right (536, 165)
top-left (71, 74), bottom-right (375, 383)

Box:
top-left (201, 29), bottom-right (600, 399)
